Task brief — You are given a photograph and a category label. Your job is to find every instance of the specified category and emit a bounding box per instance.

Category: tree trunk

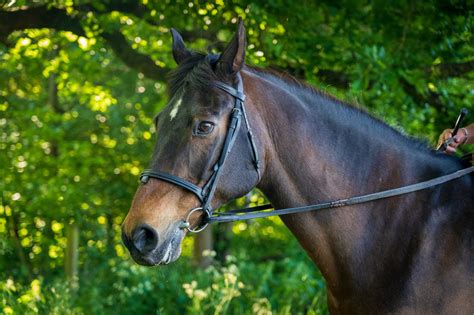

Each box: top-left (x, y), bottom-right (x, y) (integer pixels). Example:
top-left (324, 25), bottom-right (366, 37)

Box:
top-left (3, 203), bottom-right (33, 280)
top-left (193, 227), bottom-right (213, 268)
top-left (215, 222), bottom-right (233, 263)
top-left (65, 222), bottom-right (79, 289)
top-left (48, 61), bottom-right (80, 288)
top-left (106, 213), bottom-right (115, 255)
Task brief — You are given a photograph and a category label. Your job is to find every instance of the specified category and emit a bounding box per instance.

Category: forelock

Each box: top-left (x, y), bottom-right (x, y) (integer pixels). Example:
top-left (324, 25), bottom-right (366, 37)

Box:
top-left (167, 53), bottom-right (220, 96)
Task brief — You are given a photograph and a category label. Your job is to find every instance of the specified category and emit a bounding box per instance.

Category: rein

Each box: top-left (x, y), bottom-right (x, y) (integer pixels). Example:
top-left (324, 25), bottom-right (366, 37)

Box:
top-left (206, 166), bottom-right (474, 224)
top-left (139, 75), bottom-right (474, 233)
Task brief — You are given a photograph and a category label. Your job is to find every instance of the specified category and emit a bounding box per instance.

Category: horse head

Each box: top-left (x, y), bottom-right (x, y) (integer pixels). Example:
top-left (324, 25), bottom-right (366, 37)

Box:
top-left (121, 20), bottom-right (262, 266)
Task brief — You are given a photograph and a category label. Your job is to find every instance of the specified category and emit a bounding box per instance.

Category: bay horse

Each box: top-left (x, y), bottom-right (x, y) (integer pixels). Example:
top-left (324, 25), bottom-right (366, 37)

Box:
top-left (122, 20), bottom-right (473, 313)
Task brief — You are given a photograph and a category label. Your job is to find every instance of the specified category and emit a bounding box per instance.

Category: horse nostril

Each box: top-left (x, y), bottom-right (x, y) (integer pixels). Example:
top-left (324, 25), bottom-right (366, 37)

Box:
top-left (132, 224), bottom-right (159, 254)
top-left (121, 229), bottom-right (132, 250)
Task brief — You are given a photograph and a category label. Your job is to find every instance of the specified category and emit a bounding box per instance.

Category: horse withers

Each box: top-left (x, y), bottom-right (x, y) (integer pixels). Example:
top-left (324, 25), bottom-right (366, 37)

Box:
top-left (122, 20), bottom-right (473, 313)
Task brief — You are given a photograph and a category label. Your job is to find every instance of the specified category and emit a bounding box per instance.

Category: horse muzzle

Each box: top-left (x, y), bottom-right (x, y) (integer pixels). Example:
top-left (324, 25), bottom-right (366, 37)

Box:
top-left (121, 223), bottom-right (184, 266)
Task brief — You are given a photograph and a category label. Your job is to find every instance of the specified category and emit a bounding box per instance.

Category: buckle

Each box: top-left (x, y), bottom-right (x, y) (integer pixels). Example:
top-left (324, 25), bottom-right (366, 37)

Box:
top-left (140, 175), bottom-right (149, 184)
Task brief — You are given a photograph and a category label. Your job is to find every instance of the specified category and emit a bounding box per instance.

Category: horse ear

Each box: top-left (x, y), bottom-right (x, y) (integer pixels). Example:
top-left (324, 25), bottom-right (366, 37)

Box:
top-left (216, 18), bottom-right (246, 75)
top-left (170, 28), bottom-right (192, 64)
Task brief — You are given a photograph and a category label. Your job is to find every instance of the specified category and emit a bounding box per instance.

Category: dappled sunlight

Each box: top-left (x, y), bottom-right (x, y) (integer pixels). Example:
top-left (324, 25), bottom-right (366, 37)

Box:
top-left (1, 0), bottom-right (472, 314)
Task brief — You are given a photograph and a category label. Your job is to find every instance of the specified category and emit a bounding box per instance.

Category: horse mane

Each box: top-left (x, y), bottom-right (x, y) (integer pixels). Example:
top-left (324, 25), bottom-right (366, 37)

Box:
top-left (246, 65), bottom-right (353, 107)
top-left (245, 66), bottom-right (439, 154)
top-left (167, 52), bottom-right (438, 155)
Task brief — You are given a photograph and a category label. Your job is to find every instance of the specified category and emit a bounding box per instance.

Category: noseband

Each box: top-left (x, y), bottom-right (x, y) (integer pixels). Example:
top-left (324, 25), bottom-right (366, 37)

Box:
top-left (139, 73), bottom-right (260, 232)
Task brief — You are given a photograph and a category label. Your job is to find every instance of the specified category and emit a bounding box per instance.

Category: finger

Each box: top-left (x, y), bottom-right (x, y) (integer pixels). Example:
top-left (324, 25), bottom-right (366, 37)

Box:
top-left (437, 132), bottom-right (450, 147)
top-left (448, 141), bottom-right (460, 149)
top-left (453, 134), bottom-right (467, 144)
top-left (437, 139), bottom-right (444, 148)
top-left (443, 131), bottom-right (452, 141)
top-left (446, 146), bottom-right (456, 154)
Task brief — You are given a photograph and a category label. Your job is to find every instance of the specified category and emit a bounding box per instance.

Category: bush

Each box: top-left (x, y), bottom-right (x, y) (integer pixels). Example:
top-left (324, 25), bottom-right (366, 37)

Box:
top-left (1, 220), bottom-right (328, 314)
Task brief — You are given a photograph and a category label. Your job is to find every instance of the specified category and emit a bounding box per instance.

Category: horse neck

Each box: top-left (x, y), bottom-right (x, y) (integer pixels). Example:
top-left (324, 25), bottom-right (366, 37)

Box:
top-left (241, 69), bottom-right (463, 293)
top-left (243, 68), bottom-right (452, 199)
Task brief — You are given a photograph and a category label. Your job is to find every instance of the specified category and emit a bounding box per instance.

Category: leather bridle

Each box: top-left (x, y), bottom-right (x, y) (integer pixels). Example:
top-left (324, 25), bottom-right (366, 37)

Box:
top-left (139, 72), bottom-right (474, 233)
top-left (139, 73), bottom-right (261, 232)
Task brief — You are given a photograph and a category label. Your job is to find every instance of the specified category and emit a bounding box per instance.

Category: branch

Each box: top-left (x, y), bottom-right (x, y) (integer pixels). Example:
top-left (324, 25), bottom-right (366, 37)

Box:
top-left (180, 29), bottom-right (218, 42)
top-left (317, 69), bottom-right (350, 89)
top-left (101, 30), bottom-right (168, 80)
top-left (0, 6), bottom-right (85, 40)
top-left (5, 4), bottom-right (469, 90)
top-left (425, 60), bottom-right (474, 78)
top-left (398, 78), bottom-right (445, 113)
top-left (76, 0), bottom-right (151, 23)
top-left (312, 61), bottom-right (473, 91)
top-left (0, 5), bottom-right (170, 81)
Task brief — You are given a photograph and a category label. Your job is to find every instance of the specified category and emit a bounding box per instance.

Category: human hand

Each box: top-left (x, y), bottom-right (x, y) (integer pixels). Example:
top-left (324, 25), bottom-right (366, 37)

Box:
top-left (437, 128), bottom-right (468, 154)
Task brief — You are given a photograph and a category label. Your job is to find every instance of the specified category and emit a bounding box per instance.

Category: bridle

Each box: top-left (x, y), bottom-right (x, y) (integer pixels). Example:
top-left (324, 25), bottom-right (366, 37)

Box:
top-left (139, 72), bottom-right (474, 233)
top-left (139, 73), bottom-right (261, 232)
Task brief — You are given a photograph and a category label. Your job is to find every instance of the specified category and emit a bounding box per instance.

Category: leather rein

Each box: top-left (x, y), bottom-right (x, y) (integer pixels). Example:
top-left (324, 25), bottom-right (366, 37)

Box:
top-left (139, 74), bottom-right (474, 233)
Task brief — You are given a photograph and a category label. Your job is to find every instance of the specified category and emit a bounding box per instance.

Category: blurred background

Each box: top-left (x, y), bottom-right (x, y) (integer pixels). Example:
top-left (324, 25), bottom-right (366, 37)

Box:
top-left (1, 0), bottom-right (472, 314)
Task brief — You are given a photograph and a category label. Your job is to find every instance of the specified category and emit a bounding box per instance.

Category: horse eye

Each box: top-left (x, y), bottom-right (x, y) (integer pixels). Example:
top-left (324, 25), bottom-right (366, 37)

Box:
top-left (195, 121), bottom-right (215, 135)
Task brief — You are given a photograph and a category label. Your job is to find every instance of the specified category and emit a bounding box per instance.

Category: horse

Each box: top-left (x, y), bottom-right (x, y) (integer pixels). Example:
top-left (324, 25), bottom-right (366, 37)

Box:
top-left (122, 20), bottom-right (474, 314)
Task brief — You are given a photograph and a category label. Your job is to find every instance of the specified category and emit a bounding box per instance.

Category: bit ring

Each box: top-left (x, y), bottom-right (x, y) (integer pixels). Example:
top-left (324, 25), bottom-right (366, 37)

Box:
top-left (180, 207), bottom-right (209, 233)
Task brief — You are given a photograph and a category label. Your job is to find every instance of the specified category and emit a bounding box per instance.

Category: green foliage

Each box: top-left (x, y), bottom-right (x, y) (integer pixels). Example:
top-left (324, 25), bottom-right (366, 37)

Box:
top-left (1, 221), bottom-right (326, 314)
top-left (0, 0), bottom-right (472, 314)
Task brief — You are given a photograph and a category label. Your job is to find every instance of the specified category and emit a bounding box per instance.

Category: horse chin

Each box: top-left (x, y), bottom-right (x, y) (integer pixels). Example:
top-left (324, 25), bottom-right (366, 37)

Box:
top-left (158, 240), bottom-right (182, 266)
top-left (131, 228), bottom-right (185, 266)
